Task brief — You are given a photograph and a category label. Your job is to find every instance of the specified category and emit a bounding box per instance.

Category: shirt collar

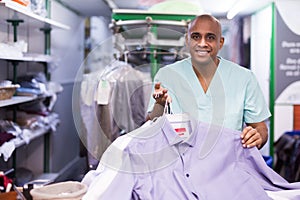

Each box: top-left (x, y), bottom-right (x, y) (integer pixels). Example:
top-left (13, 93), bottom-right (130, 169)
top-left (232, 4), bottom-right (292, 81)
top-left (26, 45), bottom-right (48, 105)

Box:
top-left (160, 115), bottom-right (199, 147)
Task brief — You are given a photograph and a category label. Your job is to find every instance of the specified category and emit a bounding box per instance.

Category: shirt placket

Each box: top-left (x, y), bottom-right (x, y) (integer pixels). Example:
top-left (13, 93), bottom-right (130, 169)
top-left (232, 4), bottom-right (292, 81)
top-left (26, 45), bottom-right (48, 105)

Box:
top-left (178, 142), bottom-right (200, 199)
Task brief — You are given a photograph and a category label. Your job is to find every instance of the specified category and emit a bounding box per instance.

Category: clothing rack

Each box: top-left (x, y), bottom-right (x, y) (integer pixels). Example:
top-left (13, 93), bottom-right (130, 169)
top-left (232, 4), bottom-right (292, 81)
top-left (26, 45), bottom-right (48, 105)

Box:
top-left (110, 9), bottom-right (196, 79)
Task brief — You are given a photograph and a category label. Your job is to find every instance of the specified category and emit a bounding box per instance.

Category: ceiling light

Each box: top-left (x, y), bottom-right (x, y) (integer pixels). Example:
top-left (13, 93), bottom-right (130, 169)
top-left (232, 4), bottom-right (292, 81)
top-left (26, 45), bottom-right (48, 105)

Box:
top-left (227, 0), bottom-right (249, 19)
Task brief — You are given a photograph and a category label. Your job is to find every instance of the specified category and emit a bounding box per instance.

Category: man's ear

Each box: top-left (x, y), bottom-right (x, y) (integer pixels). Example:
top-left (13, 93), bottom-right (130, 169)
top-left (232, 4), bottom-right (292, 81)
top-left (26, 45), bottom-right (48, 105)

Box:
top-left (185, 33), bottom-right (189, 46)
top-left (219, 37), bottom-right (225, 49)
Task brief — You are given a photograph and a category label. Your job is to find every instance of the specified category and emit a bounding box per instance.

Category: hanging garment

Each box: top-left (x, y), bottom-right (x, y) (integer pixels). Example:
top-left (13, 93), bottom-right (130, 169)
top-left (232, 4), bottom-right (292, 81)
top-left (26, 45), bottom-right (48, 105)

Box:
top-left (80, 60), bottom-right (152, 164)
top-left (82, 115), bottom-right (300, 200)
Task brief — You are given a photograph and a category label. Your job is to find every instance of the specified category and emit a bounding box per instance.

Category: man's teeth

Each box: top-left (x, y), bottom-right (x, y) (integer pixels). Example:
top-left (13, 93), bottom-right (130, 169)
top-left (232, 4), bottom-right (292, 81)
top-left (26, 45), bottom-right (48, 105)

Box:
top-left (196, 50), bottom-right (208, 55)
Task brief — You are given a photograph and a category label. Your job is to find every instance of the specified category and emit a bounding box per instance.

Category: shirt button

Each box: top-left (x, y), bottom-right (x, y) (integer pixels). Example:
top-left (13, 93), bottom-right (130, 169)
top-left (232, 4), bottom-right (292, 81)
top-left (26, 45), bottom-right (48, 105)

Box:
top-left (186, 173), bottom-right (189, 177)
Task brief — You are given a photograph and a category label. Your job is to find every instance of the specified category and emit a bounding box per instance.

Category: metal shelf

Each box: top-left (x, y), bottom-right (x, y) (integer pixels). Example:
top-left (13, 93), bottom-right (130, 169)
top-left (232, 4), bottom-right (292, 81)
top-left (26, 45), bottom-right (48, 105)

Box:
top-left (0, 1), bottom-right (70, 30)
top-left (0, 96), bottom-right (37, 107)
top-left (0, 53), bottom-right (54, 63)
top-left (14, 113), bottom-right (60, 148)
top-left (0, 112), bottom-right (59, 164)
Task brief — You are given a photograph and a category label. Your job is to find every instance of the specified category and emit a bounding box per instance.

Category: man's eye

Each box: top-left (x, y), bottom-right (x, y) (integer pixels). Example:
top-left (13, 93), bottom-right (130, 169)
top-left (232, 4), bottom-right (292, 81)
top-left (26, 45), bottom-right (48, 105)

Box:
top-left (191, 34), bottom-right (200, 40)
top-left (207, 35), bottom-right (216, 41)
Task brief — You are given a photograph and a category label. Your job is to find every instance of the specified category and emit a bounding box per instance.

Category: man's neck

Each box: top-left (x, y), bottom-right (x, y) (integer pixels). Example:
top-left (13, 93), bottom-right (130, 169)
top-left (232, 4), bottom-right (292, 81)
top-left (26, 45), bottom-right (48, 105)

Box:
top-left (192, 58), bottom-right (220, 93)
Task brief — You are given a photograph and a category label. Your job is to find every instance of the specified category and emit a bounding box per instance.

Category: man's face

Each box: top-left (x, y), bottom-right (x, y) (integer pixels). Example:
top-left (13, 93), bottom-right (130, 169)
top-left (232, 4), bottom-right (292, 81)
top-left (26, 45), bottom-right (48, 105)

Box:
top-left (186, 18), bottom-right (224, 66)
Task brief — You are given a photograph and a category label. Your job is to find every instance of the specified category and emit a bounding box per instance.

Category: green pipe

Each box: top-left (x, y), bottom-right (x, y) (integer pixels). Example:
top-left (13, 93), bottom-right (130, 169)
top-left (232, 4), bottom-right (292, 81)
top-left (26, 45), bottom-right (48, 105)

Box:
top-left (150, 49), bottom-right (158, 80)
top-left (12, 61), bottom-right (18, 84)
top-left (40, 27), bottom-right (51, 80)
top-left (43, 1), bottom-right (51, 171)
top-left (150, 25), bottom-right (158, 79)
top-left (40, 27), bottom-right (52, 55)
top-left (12, 151), bottom-right (16, 173)
top-left (45, 0), bottom-right (51, 18)
top-left (269, 2), bottom-right (276, 159)
top-left (6, 19), bottom-right (24, 42)
top-left (44, 133), bottom-right (50, 173)
top-left (6, 19), bottom-right (23, 84)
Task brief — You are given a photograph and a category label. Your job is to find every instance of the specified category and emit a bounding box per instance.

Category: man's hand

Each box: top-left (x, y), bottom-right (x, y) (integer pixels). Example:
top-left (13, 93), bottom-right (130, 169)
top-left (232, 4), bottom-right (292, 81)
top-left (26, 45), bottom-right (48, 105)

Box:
top-left (240, 122), bottom-right (268, 149)
top-left (146, 83), bottom-right (172, 121)
top-left (153, 82), bottom-right (172, 106)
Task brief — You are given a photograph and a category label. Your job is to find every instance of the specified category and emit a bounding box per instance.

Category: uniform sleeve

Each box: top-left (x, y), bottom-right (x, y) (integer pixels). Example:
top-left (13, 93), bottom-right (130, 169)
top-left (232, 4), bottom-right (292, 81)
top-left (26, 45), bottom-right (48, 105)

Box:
top-left (243, 72), bottom-right (271, 123)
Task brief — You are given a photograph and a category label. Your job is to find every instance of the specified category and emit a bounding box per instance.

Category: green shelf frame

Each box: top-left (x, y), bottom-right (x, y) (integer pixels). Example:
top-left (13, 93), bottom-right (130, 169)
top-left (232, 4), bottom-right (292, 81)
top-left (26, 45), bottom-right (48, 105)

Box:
top-left (112, 10), bottom-right (196, 21)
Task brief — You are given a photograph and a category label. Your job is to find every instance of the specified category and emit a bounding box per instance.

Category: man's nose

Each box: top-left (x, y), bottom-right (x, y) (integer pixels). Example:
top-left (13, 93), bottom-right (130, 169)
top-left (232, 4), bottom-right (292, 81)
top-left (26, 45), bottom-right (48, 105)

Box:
top-left (198, 38), bottom-right (207, 46)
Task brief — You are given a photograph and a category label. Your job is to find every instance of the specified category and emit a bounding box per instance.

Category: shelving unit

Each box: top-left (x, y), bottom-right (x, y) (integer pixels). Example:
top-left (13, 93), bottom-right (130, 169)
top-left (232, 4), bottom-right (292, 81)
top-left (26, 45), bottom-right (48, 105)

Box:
top-left (0, 1), bottom-right (70, 30)
top-left (0, 0), bottom-right (69, 182)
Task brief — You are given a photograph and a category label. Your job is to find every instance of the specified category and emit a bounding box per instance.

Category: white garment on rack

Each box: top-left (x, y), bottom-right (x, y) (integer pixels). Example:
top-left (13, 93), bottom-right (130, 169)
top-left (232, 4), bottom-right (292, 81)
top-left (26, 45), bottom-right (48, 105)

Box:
top-left (80, 60), bottom-right (152, 162)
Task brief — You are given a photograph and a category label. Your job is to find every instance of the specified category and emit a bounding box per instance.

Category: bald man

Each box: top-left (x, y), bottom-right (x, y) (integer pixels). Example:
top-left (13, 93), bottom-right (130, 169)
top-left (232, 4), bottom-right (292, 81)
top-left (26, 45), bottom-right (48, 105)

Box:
top-left (146, 14), bottom-right (270, 149)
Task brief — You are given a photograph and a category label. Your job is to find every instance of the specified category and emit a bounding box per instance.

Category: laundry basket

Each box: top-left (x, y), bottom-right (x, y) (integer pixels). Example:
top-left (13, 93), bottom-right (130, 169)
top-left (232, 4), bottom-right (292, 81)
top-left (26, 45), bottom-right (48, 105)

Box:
top-left (0, 85), bottom-right (19, 100)
top-left (30, 181), bottom-right (87, 200)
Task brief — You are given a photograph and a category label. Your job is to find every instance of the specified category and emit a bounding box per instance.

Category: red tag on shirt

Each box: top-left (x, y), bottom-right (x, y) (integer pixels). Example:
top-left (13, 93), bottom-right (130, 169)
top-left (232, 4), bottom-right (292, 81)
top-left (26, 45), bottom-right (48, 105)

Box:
top-left (175, 128), bottom-right (187, 133)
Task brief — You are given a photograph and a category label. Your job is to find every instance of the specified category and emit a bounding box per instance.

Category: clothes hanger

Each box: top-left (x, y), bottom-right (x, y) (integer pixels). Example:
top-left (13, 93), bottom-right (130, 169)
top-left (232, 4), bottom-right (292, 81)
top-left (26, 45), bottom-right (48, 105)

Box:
top-left (163, 101), bottom-right (192, 138)
top-left (161, 100), bottom-right (189, 122)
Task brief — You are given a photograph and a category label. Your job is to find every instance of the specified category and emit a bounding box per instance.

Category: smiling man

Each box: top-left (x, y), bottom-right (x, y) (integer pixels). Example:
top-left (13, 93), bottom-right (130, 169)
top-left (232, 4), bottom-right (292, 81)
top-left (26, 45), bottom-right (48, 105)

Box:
top-left (146, 14), bottom-right (271, 149)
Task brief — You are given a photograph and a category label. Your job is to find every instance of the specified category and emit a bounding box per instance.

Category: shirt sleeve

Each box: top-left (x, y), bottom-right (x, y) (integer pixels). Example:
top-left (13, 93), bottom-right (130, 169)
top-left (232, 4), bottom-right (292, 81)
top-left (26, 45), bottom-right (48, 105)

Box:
top-left (82, 135), bottom-right (136, 200)
top-left (243, 72), bottom-right (271, 123)
top-left (82, 163), bottom-right (135, 200)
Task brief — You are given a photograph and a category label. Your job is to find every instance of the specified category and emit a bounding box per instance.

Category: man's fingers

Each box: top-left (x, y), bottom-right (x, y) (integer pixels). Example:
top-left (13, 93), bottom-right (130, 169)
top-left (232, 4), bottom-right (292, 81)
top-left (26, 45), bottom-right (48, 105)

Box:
top-left (153, 89), bottom-right (168, 99)
top-left (242, 128), bottom-right (256, 142)
top-left (241, 126), bottom-right (263, 148)
top-left (154, 82), bottom-right (161, 89)
top-left (241, 126), bottom-right (252, 139)
top-left (244, 137), bottom-right (262, 148)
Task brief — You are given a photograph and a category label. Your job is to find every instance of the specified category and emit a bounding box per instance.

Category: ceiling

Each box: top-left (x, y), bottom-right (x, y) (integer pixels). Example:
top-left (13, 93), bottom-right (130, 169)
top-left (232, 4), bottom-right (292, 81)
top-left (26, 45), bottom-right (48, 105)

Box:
top-left (58, 0), bottom-right (274, 18)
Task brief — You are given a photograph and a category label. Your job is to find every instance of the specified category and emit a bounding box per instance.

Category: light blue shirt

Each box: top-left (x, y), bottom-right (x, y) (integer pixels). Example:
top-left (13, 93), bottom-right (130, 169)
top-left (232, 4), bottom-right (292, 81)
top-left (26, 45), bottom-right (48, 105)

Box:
top-left (147, 57), bottom-right (271, 131)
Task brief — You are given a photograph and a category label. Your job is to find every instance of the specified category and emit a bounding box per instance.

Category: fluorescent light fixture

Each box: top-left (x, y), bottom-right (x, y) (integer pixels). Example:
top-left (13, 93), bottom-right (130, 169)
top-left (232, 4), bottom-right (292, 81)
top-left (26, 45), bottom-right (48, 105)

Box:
top-left (104, 0), bottom-right (118, 9)
top-left (227, 0), bottom-right (247, 19)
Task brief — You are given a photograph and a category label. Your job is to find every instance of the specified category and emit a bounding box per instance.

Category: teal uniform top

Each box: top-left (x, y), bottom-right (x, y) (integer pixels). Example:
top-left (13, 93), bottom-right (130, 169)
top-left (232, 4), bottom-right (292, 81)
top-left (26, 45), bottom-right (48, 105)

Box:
top-left (147, 57), bottom-right (271, 131)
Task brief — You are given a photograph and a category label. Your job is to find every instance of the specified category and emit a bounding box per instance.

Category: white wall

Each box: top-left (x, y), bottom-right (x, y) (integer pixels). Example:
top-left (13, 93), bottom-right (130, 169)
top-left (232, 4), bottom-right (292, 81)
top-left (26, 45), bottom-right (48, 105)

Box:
top-left (251, 4), bottom-right (272, 107)
top-left (50, 1), bottom-right (85, 84)
top-left (49, 1), bottom-right (86, 173)
top-left (251, 4), bottom-right (273, 156)
top-left (87, 16), bottom-right (113, 73)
